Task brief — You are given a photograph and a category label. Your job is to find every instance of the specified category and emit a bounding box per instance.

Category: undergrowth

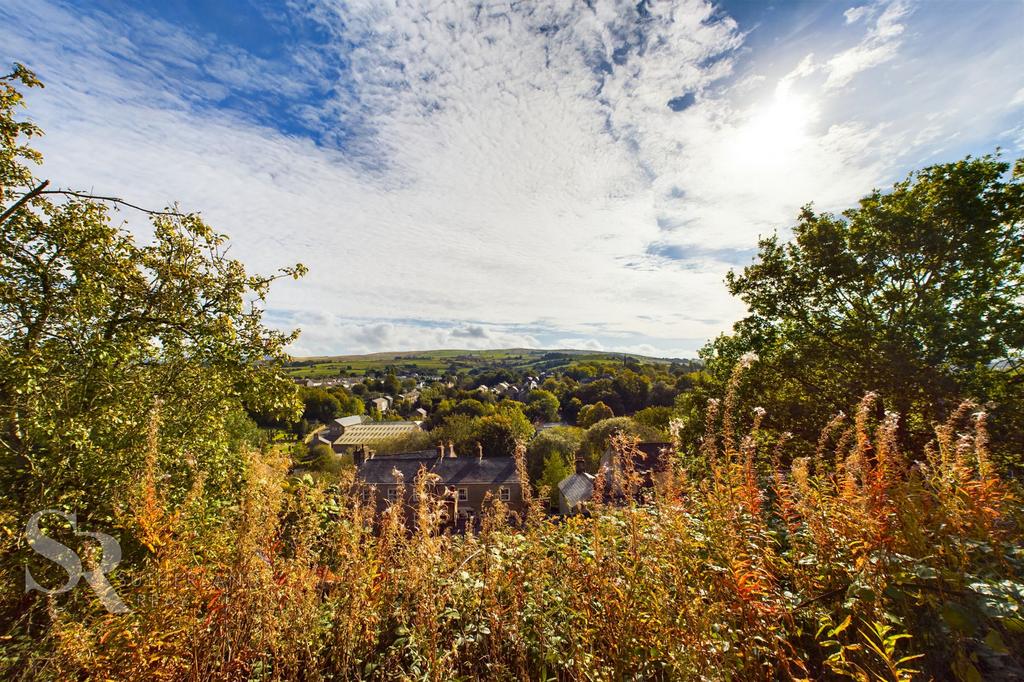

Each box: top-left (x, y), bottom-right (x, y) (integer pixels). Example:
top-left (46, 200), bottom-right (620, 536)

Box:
top-left (3, 361), bottom-right (1022, 681)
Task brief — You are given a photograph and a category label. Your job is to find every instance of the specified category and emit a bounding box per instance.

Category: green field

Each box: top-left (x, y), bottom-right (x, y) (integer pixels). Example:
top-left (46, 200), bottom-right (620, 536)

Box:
top-left (284, 348), bottom-right (688, 378)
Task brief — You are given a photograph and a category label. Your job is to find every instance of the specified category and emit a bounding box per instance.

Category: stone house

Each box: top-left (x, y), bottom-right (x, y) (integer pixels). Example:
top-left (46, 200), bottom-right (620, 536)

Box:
top-left (356, 443), bottom-right (525, 531)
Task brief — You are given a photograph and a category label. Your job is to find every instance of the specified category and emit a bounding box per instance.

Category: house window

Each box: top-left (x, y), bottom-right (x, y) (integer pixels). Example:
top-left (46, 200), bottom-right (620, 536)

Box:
top-left (457, 487), bottom-right (468, 502)
top-left (457, 508), bottom-right (474, 520)
top-left (386, 487), bottom-right (400, 503)
top-left (498, 486), bottom-right (511, 501)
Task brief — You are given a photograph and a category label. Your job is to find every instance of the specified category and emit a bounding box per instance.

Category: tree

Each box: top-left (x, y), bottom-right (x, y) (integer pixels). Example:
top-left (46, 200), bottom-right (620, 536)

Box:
top-left (435, 413), bottom-right (480, 453)
top-left (300, 387), bottom-right (343, 424)
top-left (525, 425), bottom-right (584, 481)
top-left (451, 398), bottom-right (491, 418)
top-left (699, 154), bottom-right (1024, 457)
top-left (382, 372), bottom-right (402, 396)
top-left (648, 380), bottom-right (678, 407)
top-left (613, 369), bottom-right (650, 413)
top-left (476, 403), bottom-right (534, 457)
top-left (633, 406), bottom-right (674, 431)
top-left (579, 417), bottom-right (663, 470)
top-left (330, 389), bottom-right (365, 416)
top-left (578, 401), bottom-right (614, 428)
top-left (562, 396), bottom-right (584, 424)
top-left (537, 451), bottom-right (572, 507)
top-left (0, 65), bottom-right (304, 539)
top-left (308, 444), bottom-right (353, 479)
top-left (524, 389), bottom-right (560, 423)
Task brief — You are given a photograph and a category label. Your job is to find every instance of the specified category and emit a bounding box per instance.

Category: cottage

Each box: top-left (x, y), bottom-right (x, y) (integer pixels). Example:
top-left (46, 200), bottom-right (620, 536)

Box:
top-left (557, 455), bottom-right (595, 515)
top-left (557, 441), bottom-right (673, 512)
top-left (370, 396), bottom-right (391, 413)
top-left (601, 441), bottom-right (672, 496)
top-left (357, 443), bottom-right (525, 530)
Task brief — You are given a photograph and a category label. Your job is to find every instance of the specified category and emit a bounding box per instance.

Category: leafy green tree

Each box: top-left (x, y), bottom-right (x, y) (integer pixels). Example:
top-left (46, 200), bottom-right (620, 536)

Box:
top-left (308, 443), bottom-right (352, 479)
top-left (300, 387), bottom-right (343, 424)
top-left (562, 396), bottom-right (584, 424)
top-left (452, 398), bottom-right (491, 418)
top-left (308, 443), bottom-right (335, 464)
top-left (525, 425), bottom-right (584, 480)
top-left (435, 413), bottom-right (480, 453)
top-left (579, 417), bottom-right (664, 469)
top-left (333, 389), bottom-right (365, 416)
top-left (476, 403), bottom-right (534, 457)
top-left (613, 369), bottom-right (650, 413)
top-left (698, 155), bottom-right (1024, 457)
top-left (633, 406), bottom-right (674, 432)
top-left (647, 380), bottom-right (678, 407)
top-left (537, 451), bottom-right (572, 507)
top-left (578, 401), bottom-right (614, 428)
top-left (0, 65), bottom-right (303, 539)
top-left (524, 389), bottom-right (560, 423)
top-left (382, 372), bottom-right (402, 396)
top-left (574, 379), bottom-right (624, 415)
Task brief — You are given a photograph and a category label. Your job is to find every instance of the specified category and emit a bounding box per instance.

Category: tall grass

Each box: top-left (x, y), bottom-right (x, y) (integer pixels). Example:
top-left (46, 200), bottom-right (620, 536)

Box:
top-left (5, 363), bottom-right (1022, 680)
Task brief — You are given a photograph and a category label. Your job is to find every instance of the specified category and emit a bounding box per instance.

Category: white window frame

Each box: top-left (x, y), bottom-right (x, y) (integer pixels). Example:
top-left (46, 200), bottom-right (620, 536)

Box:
top-left (498, 486), bottom-right (511, 502)
top-left (386, 487), bottom-right (400, 503)
top-left (457, 487), bottom-right (468, 502)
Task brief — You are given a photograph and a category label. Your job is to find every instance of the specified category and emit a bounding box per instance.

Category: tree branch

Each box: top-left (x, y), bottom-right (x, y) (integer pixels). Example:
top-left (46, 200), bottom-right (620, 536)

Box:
top-left (0, 179), bottom-right (50, 225)
top-left (39, 188), bottom-right (186, 217)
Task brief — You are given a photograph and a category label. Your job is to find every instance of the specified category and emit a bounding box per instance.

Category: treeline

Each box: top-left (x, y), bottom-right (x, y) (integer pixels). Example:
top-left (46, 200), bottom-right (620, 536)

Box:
top-left (285, 361), bottom-right (700, 432)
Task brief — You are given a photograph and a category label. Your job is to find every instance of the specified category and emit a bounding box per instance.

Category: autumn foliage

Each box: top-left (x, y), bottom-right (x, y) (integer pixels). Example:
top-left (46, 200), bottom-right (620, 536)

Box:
top-left (4, 357), bottom-right (1021, 681)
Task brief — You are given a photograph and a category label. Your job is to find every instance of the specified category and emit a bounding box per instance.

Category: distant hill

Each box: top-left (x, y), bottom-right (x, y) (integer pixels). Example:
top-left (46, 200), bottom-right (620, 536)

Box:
top-left (284, 348), bottom-right (695, 379)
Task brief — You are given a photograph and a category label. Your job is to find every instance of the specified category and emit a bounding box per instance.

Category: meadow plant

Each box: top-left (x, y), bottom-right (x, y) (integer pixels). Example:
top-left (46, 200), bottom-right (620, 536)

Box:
top-left (5, 362), bottom-right (1022, 681)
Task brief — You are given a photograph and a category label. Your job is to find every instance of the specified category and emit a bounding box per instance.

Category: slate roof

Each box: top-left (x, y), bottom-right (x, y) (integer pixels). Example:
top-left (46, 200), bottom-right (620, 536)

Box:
top-left (432, 457), bottom-right (517, 485)
top-left (356, 455), bottom-right (518, 486)
top-left (357, 457), bottom-right (433, 485)
top-left (558, 472), bottom-right (595, 508)
top-left (334, 415), bottom-right (369, 428)
top-left (599, 442), bottom-right (673, 473)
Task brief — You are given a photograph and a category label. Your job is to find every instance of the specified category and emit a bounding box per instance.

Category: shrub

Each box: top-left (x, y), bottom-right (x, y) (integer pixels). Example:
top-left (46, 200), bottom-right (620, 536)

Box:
top-left (8, 360), bottom-right (1020, 680)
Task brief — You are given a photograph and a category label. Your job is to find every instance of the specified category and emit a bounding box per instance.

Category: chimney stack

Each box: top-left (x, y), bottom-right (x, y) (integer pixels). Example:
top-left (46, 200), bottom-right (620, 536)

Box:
top-left (437, 441), bottom-right (446, 459)
top-left (476, 442), bottom-right (484, 462)
top-left (575, 452), bottom-right (586, 475)
top-left (448, 440), bottom-right (456, 458)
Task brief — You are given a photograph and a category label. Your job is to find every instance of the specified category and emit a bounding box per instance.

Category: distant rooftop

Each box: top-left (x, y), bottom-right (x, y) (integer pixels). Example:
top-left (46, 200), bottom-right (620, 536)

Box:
top-left (333, 421), bottom-right (422, 445)
top-left (357, 454), bottom-right (519, 486)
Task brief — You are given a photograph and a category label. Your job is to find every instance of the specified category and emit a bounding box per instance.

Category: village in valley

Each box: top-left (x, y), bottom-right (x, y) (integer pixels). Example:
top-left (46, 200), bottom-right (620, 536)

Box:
top-left (283, 350), bottom-right (699, 530)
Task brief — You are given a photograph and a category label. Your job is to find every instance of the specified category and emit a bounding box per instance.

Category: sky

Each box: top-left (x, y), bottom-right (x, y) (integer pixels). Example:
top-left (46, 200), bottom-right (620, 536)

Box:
top-left (1, 0), bottom-right (1022, 358)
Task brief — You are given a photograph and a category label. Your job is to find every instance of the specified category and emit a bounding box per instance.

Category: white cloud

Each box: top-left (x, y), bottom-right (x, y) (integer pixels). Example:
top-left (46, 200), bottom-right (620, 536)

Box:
top-left (282, 315), bottom-right (542, 357)
top-left (0, 0), bottom-right (1021, 358)
top-left (825, 0), bottom-right (911, 89)
top-left (844, 6), bottom-right (870, 24)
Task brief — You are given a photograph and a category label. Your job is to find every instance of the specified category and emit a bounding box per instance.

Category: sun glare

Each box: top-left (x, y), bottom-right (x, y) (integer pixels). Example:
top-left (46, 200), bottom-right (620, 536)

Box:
top-left (733, 87), bottom-right (815, 168)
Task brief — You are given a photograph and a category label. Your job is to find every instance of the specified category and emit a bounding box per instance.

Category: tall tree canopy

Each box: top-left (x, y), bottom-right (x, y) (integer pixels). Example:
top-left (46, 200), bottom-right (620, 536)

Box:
top-left (0, 65), bottom-right (304, 534)
top-left (691, 155), bottom-right (1024, 459)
